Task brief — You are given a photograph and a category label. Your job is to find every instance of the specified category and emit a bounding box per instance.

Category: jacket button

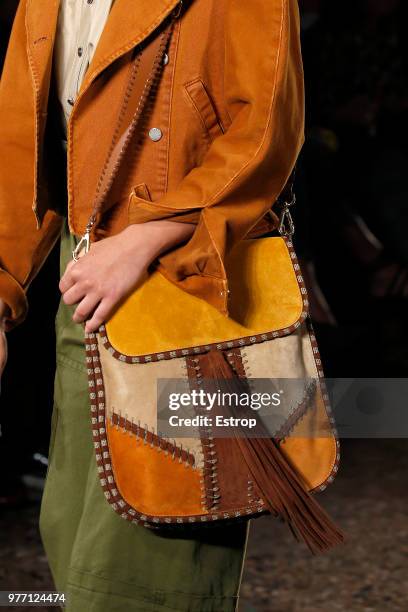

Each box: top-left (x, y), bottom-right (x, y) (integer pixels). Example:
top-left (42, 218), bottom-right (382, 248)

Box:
top-left (149, 127), bottom-right (163, 142)
top-left (163, 53), bottom-right (169, 66)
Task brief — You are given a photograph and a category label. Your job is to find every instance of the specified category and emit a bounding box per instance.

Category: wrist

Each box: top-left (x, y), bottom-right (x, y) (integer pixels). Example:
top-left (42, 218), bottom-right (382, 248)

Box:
top-left (122, 223), bottom-right (164, 264)
top-left (123, 221), bottom-right (195, 262)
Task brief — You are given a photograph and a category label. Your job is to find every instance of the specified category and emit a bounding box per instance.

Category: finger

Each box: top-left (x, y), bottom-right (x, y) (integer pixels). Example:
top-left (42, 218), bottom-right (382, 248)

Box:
top-left (84, 298), bottom-right (114, 333)
top-left (62, 282), bottom-right (88, 306)
top-left (72, 294), bottom-right (100, 324)
top-left (59, 260), bottom-right (77, 293)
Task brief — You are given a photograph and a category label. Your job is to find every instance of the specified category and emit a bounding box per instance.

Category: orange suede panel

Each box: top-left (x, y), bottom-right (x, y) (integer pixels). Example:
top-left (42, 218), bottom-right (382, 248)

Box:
top-left (278, 391), bottom-right (336, 491)
top-left (107, 421), bottom-right (205, 517)
top-left (280, 436), bottom-right (337, 491)
top-left (278, 389), bottom-right (337, 490)
top-left (105, 237), bottom-right (303, 356)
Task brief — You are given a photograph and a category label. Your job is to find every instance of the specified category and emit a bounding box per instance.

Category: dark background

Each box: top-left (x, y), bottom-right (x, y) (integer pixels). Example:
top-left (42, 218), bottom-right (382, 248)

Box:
top-left (1, 1), bottom-right (408, 610)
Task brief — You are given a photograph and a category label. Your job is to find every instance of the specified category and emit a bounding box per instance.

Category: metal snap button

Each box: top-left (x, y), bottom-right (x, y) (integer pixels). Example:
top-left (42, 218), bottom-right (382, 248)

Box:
top-left (163, 53), bottom-right (169, 66)
top-left (149, 127), bottom-right (163, 142)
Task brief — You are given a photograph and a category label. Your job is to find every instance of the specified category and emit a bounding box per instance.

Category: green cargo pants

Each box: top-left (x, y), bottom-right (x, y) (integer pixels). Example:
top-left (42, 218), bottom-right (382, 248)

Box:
top-left (39, 221), bottom-right (249, 612)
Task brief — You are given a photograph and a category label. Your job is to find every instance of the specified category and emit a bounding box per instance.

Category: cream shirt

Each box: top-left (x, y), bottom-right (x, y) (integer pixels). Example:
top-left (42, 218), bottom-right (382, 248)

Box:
top-left (54, 0), bottom-right (115, 129)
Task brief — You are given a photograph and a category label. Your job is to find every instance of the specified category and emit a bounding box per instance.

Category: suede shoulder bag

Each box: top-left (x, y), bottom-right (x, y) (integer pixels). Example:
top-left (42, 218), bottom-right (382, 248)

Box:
top-left (76, 5), bottom-right (345, 554)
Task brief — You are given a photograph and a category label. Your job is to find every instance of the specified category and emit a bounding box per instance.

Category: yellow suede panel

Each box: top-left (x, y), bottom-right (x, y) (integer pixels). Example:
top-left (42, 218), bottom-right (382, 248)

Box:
top-left (107, 421), bottom-right (205, 517)
top-left (106, 237), bottom-right (303, 356)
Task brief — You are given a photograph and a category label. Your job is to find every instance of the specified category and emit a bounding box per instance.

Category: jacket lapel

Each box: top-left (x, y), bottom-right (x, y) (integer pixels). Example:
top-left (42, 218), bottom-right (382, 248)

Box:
top-left (82, 0), bottom-right (182, 92)
top-left (25, 0), bottom-right (181, 104)
top-left (25, 0), bottom-right (61, 109)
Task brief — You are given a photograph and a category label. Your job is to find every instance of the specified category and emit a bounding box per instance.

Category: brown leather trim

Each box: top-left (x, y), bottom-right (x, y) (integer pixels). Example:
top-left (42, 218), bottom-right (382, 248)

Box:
top-left (218, 348), bottom-right (264, 506)
top-left (190, 348), bottom-right (260, 513)
top-left (184, 349), bottom-right (260, 513)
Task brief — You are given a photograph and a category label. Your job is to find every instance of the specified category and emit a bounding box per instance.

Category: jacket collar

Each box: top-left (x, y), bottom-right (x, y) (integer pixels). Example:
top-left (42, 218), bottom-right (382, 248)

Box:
top-left (82, 0), bottom-right (182, 91)
top-left (25, 0), bottom-right (182, 102)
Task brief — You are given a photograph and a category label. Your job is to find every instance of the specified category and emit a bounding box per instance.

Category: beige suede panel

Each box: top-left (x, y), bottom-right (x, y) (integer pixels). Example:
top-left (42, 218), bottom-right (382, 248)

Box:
top-left (243, 323), bottom-right (316, 379)
top-left (97, 336), bottom-right (204, 465)
top-left (242, 322), bottom-right (326, 436)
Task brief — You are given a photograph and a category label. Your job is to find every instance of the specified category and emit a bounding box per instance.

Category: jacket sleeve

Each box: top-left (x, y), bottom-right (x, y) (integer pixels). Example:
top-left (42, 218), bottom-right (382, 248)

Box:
top-left (127, 0), bottom-right (305, 314)
top-left (0, 0), bottom-right (63, 328)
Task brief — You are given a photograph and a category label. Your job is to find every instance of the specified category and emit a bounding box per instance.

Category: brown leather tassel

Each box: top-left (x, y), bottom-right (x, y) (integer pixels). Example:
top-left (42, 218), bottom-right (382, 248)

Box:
top-left (200, 348), bottom-right (345, 554)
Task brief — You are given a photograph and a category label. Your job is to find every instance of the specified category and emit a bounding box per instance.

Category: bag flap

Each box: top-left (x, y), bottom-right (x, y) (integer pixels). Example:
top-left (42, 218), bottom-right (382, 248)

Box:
top-left (103, 237), bottom-right (307, 358)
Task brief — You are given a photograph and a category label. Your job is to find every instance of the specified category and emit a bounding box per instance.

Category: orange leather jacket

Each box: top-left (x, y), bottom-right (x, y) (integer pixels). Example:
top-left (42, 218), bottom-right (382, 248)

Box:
top-left (0, 0), bottom-right (304, 327)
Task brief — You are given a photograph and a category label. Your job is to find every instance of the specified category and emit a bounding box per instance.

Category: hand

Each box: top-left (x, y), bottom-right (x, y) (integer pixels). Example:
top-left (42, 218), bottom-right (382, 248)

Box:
top-left (59, 220), bottom-right (195, 333)
top-left (0, 299), bottom-right (10, 379)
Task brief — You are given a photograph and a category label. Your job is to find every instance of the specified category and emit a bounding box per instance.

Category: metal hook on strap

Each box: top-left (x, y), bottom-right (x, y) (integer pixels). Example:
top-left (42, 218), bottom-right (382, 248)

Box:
top-left (72, 231), bottom-right (90, 262)
top-left (278, 193), bottom-right (296, 237)
top-left (72, 216), bottom-right (96, 262)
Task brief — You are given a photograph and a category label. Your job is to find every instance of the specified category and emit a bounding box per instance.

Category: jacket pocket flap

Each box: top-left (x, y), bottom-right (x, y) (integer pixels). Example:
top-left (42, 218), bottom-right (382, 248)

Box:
top-left (184, 78), bottom-right (224, 141)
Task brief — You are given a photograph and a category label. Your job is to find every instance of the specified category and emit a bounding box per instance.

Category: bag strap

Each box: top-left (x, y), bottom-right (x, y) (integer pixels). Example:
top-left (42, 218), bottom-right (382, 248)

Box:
top-left (73, 2), bottom-right (183, 261)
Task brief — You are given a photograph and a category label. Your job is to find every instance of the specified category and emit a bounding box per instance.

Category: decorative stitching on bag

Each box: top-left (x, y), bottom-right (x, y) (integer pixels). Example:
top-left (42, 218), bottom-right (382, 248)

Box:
top-left (86, 334), bottom-right (265, 527)
top-left (237, 349), bottom-right (266, 507)
top-left (108, 410), bottom-right (197, 468)
top-left (224, 348), bottom-right (265, 508)
top-left (185, 356), bottom-right (220, 513)
top-left (84, 236), bottom-right (340, 525)
top-left (274, 379), bottom-right (318, 442)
